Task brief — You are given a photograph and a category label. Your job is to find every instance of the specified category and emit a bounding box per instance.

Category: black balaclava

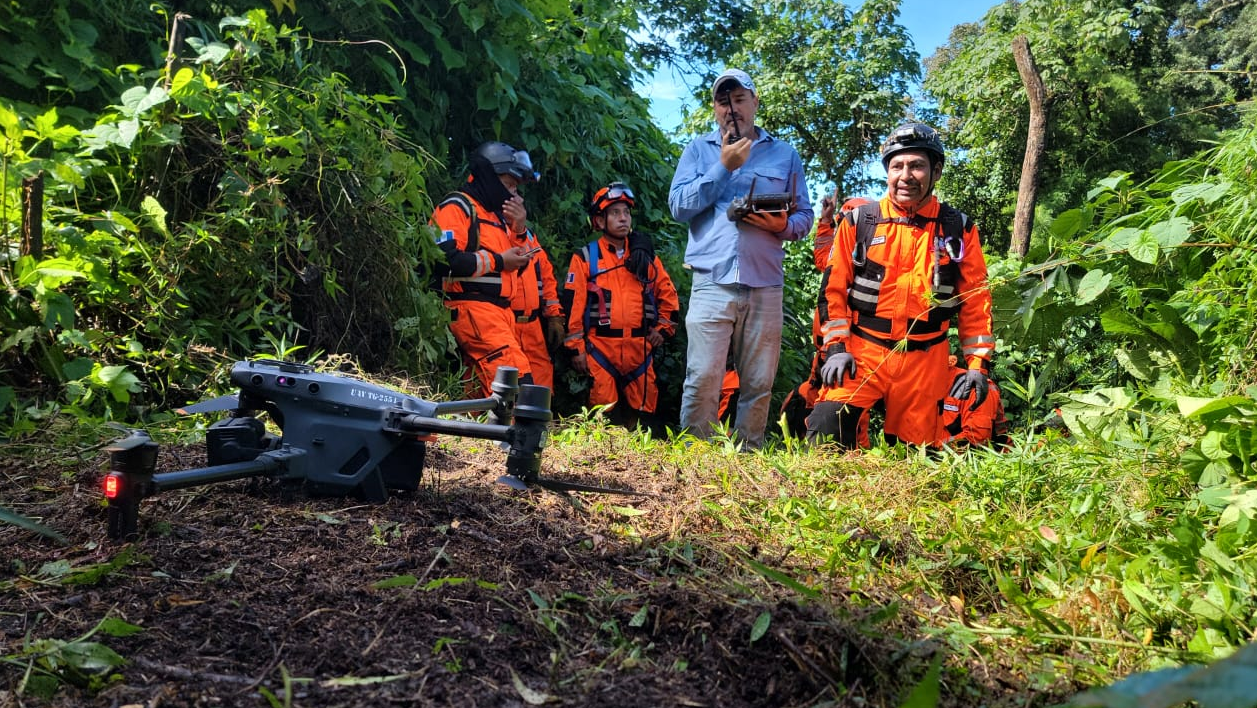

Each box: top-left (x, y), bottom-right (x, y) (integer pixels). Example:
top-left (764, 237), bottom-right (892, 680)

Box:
top-left (464, 157), bottom-right (513, 216)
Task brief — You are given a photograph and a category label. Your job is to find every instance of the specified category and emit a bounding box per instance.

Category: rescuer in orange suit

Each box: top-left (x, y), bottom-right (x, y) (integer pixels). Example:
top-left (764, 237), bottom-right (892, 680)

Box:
top-left (508, 227), bottom-right (564, 390)
top-left (780, 194), bottom-right (872, 440)
top-left (807, 123), bottom-right (995, 447)
top-left (562, 182), bottom-right (679, 429)
top-left (431, 141), bottom-right (540, 398)
top-left (938, 355), bottom-right (1009, 449)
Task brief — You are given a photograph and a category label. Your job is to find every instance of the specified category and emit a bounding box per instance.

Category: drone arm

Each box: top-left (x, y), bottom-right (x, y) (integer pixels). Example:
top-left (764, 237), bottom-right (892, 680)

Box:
top-left (149, 447), bottom-right (302, 493)
top-left (387, 414), bottom-right (511, 442)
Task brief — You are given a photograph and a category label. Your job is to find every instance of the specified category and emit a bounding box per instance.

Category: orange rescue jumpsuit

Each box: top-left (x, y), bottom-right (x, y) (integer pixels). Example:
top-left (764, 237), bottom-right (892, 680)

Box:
top-left (816, 195), bottom-right (994, 445)
top-left (432, 193), bottom-right (533, 398)
top-left (782, 202), bottom-right (869, 445)
top-left (937, 367), bottom-right (1009, 449)
top-left (508, 230), bottom-right (561, 390)
top-left (563, 237), bottom-right (679, 414)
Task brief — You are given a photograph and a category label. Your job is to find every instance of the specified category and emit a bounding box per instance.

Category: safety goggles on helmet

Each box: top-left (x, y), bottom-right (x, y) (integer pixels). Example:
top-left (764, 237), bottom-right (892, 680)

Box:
top-left (589, 182), bottom-right (635, 216)
top-left (880, 122), bottom-right (945, 167)
top-left (474, 141), bottom-right (540, 183)
top-left (498, 149), bottom-right (539, 183)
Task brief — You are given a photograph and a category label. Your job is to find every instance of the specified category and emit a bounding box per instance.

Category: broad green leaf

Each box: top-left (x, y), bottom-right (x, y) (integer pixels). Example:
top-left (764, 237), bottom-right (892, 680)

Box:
top-left (1147, 217), bottom-right (1191, 249)
top-left (1050, 208), bottom-right (1085, 239)
top-left (1114, 348), bottom-right (1155, 381)
top-left (1176, 396), bottom-right (1255, 420)
top-left (1199, 461), bottom-right (1231, 488)
top-left (33, 108), bottom-right (79, 145)
top-left (92, 364), bottom-right (140, 402)
top-left (0, 102), bottom-right (20, 139)
top-left (170, 67), bottom-right (196, 96)
top-left (61, 357), bottom-right (94, 381)
top-left (1100, 307), bottom-right (1148, 337)
top-left (1171, 181), bottom-right (1229, 207)
top-left (1200, 431), bottom-right (1232, 461)
top-left (475, 82), bottom-right (499, 112)
top-left (1127, 231), bottom-right (1160, 264)
top-left (42, 292), bottom-right (76, 330)
top-left (1075, 269), bottom-right (1112, 305)
top-left (119, 85), bottom-right (150, 115)
top-left (141, 196), bottom-right (171, 239)
top-left (59, 640), bottom-right (127, 672)
top-left (18, 257), bottom-right (86, 288)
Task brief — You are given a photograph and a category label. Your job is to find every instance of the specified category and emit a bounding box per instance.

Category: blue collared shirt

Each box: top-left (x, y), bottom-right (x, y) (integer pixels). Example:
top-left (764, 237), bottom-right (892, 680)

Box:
top-left (669, 127), bottom-right (813, 287)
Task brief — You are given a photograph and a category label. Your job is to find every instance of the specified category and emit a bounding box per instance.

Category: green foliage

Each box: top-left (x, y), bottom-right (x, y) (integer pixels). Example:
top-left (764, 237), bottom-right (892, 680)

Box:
top-left (2, 613), bottom-right (141, 699)
top-left (1, 0), bottom-right (685, 426)
top-left (923, 0), bottom-right (1250, 255)
top-left (0, 506), bottom-right (67, 543)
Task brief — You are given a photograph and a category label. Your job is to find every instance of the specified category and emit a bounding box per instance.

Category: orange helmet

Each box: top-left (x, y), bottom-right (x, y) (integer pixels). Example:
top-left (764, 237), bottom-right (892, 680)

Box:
top-left (589, 182), bottom-right (635, 217)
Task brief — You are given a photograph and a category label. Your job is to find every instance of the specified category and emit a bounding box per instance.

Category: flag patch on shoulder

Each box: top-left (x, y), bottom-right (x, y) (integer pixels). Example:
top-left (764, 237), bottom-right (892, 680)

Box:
top-left (566, 272), bottom-right (575, 284)
top-left (437, 229), bottom-right (455, 244)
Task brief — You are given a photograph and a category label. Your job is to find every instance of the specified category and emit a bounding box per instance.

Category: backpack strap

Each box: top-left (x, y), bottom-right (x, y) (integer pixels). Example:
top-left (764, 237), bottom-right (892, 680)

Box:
top-left (438, 192), bottom-right (479, 252)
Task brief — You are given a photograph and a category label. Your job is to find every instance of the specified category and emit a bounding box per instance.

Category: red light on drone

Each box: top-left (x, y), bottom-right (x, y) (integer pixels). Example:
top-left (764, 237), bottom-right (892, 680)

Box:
top-left (103, 474), bottom-right (121, 499)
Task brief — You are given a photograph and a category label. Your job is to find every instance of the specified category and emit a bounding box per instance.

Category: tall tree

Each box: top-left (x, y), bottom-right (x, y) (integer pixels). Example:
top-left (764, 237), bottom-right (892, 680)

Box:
top-left (1010, 34), bottom-right (1046, 259)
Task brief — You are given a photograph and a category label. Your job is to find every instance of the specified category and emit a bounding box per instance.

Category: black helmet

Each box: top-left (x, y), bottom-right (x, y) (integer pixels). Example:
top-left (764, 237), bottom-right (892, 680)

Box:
top-left (880, 123), bottom-right (945, 168)
top-left (472, 141), bottom-right (539, 183)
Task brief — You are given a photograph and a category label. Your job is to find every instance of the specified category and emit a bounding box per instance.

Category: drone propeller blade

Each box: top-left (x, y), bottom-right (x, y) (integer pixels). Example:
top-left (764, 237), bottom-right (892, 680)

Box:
top-left (176, 393), bottom-right (240, 415)
top-left (495, 474), bottom-right (530, 491)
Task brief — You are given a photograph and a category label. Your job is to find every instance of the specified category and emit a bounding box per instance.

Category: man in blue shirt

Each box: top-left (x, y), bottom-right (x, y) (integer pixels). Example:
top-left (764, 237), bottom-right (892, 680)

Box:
top-left (669, 68), bottom-right (813, 448)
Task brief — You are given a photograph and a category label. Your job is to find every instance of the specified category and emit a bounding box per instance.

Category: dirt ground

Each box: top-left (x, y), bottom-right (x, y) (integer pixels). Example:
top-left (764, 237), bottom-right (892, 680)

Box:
top-left (1, 426), bottom-right (1072, 708)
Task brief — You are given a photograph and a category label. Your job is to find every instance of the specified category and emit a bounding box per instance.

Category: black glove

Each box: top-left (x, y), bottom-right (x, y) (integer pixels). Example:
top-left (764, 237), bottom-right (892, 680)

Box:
top-left (949, 368), bottom-right (989, 411)
top-left (544, 316), bottom-right (566, 351)
top-left (626, 230), bottom-right (655, 281)
top-left (819, 345), bottom-right (856, 386)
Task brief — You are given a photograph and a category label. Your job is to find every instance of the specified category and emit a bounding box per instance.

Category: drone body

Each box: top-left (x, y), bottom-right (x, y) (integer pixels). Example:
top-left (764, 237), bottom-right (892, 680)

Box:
top-left (103, 359), bottom-right (585, 540)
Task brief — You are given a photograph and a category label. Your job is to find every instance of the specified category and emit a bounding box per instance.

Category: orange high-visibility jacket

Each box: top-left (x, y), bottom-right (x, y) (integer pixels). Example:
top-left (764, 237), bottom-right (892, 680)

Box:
top-left (432, 194), bottom-right (520, 306)
top-left (820, 196), bottom-right (994, 368)
top-left (563, 236), bottom-right (679, 359)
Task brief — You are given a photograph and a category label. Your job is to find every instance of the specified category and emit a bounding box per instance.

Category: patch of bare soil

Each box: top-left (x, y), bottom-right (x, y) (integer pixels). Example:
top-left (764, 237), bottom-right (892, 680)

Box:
top-left (2, 433), bottom-right (1069, 707)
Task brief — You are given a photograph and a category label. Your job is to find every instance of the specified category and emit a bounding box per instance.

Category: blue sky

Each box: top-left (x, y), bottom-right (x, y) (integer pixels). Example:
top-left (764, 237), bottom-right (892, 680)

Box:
top-left (636, 0), bottom-right (999, 133)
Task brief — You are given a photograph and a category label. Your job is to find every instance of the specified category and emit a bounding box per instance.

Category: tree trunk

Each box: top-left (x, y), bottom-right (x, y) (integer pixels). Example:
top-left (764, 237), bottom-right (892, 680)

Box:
top-left (21, 171), bottom-right (44, 259)
top-left (1010, 35), bottom-right (1046, 259)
